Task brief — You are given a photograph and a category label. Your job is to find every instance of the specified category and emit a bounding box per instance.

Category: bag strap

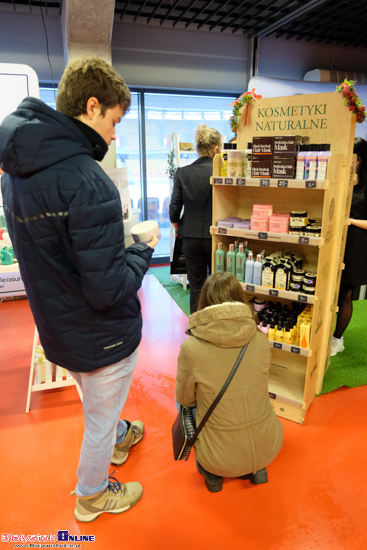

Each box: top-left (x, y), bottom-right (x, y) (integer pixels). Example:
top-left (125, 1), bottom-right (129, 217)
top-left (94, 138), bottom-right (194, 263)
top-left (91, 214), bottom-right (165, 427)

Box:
top-left (189, 343), bottom-right (248, 445)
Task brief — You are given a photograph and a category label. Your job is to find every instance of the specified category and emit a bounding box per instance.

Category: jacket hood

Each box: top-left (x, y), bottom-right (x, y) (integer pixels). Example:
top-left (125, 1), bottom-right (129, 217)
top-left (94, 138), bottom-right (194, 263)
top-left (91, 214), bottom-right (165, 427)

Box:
top-left (187, 302), bottom-right (257, 348)
top-left (0, 97), bottom-right (95, 177)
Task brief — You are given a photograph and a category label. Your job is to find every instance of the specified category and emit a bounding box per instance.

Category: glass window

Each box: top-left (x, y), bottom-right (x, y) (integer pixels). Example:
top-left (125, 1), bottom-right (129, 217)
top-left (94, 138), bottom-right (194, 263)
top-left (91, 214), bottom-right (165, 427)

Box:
top-left (115, 92), bottom-right (141, 220)
top-left (143, 92), bottom-right (236, 259)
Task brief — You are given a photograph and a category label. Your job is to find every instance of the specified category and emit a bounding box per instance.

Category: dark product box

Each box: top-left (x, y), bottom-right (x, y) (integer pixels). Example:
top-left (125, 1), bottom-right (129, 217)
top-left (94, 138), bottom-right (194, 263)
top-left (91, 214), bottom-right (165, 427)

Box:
top-left (252, 136), bottom-right (274, 154)
top-left (251, 156), bottom-right (273, 178)
top-left (272, 152), bottom-right (296, 178)
top-left (274, 135), bottom-right (310, 153)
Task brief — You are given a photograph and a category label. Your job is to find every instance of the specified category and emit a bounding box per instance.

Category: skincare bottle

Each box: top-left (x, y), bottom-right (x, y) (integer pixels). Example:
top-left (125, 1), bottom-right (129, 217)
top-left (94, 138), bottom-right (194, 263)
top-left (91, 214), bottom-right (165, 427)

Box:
top-left (226, 243), bottom-right (236, 276)
top-left (235, 243), bottom-right (246, 282)
top-left (283, 325), bottom-right (294, 345)
top-left (244, 142), bottom-right (253, 178)
top-left (245, 251), bottom-right (254, 284)
top-left (261, 257), bottom-right (276, 288)
top-left (259, 320), bottom-right (269, 335)
top-left (220, 143), bottom-right (235, 177)
top-left (305, 145), bottom-right (317, 180)
top-left (275, 323), bottom-right (284, 343)
top-left (234, 240), bottom-right (239, 254)
top-left (215, 242), bottom-right (225, 272)
top-left (243, 240), bottom-right (250, 258)
top-left (253, 253), bottom-right (263, 286)
top-left (316, 144), bottom-right (331, 181)
top-left (296, 144), bottom-right (307, 180)
top-left (267, 323), bottom-right (276, 341)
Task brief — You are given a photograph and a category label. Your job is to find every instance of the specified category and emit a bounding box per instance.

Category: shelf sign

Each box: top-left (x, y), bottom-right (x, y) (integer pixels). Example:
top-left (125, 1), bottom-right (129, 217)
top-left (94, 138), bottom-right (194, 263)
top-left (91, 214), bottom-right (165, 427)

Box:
top-left (306, 180), bottom-right (317, 188)
top-left (218, 227), bottom-right (227, 234)
top-left (291, 346), bottom-right (301, 354)
top-left (273, 342), bottom-right (282, 350)
top-left (213, 177), bottom-right (222, 185)
top-left (269, 289), bottom-right (279, 297)
top-left (298, 294), bottom-right (308, 303)
top-left (258, 232), bottom-right (268, 240)
top-left (269, 392), bottom-right (276, 400)
top-left (236, 178), bottom-right (246, 186)
top-left (260, 179), bottom-right (270, 187)
top-left (224, 178), bottom-right (234, 185)
top-left (298, 236), bottom-right (309, 245)
top-left (245, 284), bottom-right (255, 292)
top-left (277, 180), bottom-right (288, 187)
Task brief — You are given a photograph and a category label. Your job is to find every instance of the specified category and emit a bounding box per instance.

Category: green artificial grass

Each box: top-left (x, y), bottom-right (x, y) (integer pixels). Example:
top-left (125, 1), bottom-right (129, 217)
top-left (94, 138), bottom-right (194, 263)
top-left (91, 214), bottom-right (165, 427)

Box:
top-left (149, 266), bottom-right (190, 316)
top-left (319, 299), bottom-right (367, 394)
top-left (150, 266), bottom-right (367, 395)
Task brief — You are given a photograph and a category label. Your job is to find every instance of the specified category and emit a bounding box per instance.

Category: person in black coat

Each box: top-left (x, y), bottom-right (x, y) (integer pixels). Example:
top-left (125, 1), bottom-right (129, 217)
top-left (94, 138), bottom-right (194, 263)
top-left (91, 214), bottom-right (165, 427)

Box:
top-left (331, 137), bottom-right (367, 356)
top-left (0, 57), bottom-right (158, 522)
top-left (169, 124), bottom-right (222, 313)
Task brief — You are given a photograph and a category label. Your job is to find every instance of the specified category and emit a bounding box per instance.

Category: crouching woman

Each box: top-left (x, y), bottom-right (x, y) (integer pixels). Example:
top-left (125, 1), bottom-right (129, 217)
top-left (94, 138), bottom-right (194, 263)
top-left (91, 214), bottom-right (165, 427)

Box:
top-left (175, 271), bottom-right (283, 492)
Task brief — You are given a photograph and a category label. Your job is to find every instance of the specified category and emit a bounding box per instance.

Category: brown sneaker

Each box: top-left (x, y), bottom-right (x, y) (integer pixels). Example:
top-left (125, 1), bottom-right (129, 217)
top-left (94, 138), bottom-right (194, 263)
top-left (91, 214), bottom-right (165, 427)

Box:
top-left (74, 473), bottom-right (143, 522)
top-left (111, 420), bottom-right (144, 466)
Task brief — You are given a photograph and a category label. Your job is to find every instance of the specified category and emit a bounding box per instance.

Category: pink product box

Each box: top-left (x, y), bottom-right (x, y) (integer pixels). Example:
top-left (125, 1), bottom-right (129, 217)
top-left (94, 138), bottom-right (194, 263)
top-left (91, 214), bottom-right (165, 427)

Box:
top-left (217, 219), bottom-right (234, 228)
top-left (233, 219), bottom-right (251, 230)
top-left (251, 216), bottom-right (269, 231)
top-left (252, 204), bottom-right (273, 217)
top-left (269, 215), bottom-right (289, 233)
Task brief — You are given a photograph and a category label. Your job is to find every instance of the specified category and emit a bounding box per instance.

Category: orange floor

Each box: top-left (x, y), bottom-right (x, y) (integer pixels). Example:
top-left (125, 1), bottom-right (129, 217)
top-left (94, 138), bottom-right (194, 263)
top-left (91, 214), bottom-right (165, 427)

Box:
top-left (1, 272), bottom-right (366, 550)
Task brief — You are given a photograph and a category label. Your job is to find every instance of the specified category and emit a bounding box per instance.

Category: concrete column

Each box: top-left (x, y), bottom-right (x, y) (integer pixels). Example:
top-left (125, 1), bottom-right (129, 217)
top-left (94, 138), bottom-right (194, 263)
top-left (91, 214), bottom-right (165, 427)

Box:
top-left (61, 0), bottom-right (117, 171)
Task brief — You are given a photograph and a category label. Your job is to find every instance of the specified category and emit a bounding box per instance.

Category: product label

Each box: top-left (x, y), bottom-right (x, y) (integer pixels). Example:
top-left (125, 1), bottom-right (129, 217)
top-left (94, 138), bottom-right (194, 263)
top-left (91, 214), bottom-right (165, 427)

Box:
top-left (298, 236), bottom-right (309, 244)
top-left (214, 177), bottom-right (223, 184)
top-left (291, 346), bottom-right (301, 354)
top-left (262, 267), bottom-right (274, 288)
top-left (273, 342), bottom-right (282, 349)
top-left (258, 232), bottom-right (268, 239)
top-left (224, 178), bottom-right (234, 185)
top-left (236, 178), bottom-right (246, 186)
top-left (259, 178), bottom-right (270, 186)
top-left (274, 268), bottom-right (287, 290)
top-left (269, 289), bottom-right (279, 297)
top-left (277, 180), bottom-right (288, 187)
top-left (305, 180), bottom-right (317, 188)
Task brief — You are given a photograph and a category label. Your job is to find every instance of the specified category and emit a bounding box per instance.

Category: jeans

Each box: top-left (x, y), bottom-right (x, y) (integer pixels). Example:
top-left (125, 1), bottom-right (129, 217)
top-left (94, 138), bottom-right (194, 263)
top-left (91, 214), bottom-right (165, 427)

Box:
top-left (69, 348), bottom-right (138, 497)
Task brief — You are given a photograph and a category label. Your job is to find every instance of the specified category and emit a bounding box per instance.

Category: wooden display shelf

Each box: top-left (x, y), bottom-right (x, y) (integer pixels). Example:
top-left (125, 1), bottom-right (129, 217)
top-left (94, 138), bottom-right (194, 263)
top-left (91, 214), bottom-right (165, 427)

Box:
top-left (268, 340), bottom-right (310, 357)
top-left (211, 175), bottom-right (328, 190)
top-left (268, 363), bottom-right (306, 423)
top-left (212, 91), bottom-right (356, 423)
top-left (240, 281), bottom-right (315, 305)
top-left (211, 225), bottom-right (323, 247)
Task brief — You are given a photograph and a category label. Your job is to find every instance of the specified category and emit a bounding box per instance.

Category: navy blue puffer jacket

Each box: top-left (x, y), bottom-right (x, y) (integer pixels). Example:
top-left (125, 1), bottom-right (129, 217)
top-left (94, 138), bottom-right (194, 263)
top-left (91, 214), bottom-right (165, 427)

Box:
top-left (0, 98), bottom-right (153, 372)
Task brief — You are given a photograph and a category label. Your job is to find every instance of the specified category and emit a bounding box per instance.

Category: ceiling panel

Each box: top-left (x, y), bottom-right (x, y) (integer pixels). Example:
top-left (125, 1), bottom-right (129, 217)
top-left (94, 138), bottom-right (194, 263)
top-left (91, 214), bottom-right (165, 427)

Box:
top-left (1, 0), bottom-right (366, 48)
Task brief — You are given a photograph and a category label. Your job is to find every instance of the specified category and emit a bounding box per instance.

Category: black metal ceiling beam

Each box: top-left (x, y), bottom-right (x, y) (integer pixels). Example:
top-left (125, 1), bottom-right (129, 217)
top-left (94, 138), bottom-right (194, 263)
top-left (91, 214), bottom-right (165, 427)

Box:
top-left (160, 0), bottom-right (182, 25)
top-left (134, 0), bottom-right (149, 22)
top-left (250, 0), bottom-right (332, 38)
top-left (116, 0), bottom-right (132, 21)
top-left (185, 0), bottom-right (215, 29)
top-left (147, 0), bottom-right (165, 23)
top-left (197, 0), bottom-right (232, 31)
top-left (278, 0), bottom-right (345, 36)
top-left (172, 0), bottom-right (198, 27)
top-left (210, 0), bottom-right (248, 33)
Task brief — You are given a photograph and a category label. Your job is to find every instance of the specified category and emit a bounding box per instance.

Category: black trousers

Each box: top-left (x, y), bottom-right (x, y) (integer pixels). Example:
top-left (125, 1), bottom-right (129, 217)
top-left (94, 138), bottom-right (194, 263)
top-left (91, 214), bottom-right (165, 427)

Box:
top-left (182, 237), bottom-right (212, 314)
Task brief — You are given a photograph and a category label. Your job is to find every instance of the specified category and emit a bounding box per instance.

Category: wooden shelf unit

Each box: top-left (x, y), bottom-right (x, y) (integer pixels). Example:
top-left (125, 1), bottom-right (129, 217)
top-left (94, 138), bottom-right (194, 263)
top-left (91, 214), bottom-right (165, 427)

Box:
top-left (211, 92), bottom-right (356, 423)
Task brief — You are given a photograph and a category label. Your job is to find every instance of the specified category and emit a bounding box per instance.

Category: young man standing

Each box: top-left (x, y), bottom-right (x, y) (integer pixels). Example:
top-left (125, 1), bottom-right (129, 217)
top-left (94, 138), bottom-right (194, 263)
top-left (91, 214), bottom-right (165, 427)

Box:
top-left (0, 58), bottom-right (158, 522)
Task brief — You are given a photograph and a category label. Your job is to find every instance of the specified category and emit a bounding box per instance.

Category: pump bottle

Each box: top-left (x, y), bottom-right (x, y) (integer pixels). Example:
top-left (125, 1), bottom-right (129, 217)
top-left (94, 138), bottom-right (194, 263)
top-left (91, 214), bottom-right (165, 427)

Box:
top-left (215, 242), bottom-right (225, 272)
